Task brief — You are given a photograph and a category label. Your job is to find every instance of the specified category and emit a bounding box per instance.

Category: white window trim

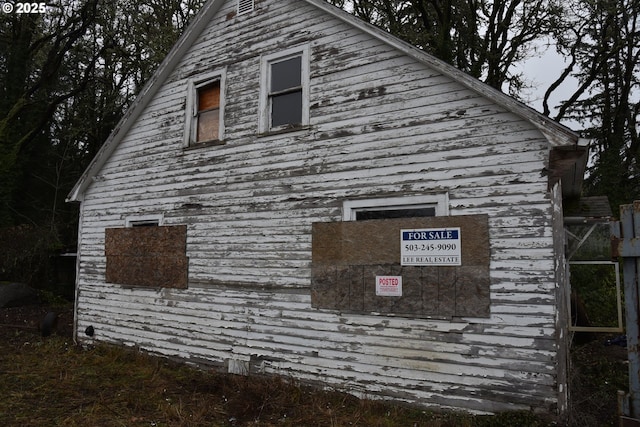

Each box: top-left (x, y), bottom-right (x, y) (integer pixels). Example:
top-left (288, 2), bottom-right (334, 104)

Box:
top-left (183, 69), bottom-right (227, 147)
top-left (125, 214), bottom-right (164, 227)
top-left (342, 194), bottom-right (449, 221)
top-left (258, 45), bottom-right (310, 133)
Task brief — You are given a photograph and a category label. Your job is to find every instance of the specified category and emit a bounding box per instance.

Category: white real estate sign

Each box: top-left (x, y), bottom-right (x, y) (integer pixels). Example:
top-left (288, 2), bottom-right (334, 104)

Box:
top-left (401, 228), bottom-right (462, 266)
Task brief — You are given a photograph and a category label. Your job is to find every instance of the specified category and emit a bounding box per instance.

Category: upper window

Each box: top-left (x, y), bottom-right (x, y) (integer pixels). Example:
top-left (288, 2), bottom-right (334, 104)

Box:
top-left (184, 71), bottom-right (226, 147)
top-left (271, 56), bottom-right (302, 127)
top-left (259, 46), bottom-right (309, 133)
top-left (196, 82), bottom-right (220, 142)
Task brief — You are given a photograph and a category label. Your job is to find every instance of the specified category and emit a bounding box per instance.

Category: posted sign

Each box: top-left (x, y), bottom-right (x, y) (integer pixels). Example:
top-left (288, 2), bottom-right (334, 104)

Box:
top-left (401, 228), bottom-right (462, 266)
top-left (376, 276), bottom-right (402, 296)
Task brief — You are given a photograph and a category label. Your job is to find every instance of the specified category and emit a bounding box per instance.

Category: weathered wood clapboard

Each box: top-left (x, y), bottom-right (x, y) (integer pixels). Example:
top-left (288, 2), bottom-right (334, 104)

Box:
top-left (67, 0), bottom-right (589, 419)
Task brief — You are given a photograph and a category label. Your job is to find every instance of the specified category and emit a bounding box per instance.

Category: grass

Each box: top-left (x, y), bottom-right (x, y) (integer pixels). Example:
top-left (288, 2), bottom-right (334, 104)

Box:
top-left (0, 328), bottom-right (556, 427)
top-left (1, 302), bottom-right (629, 426)
top-left (568, 338), bottom-right (629, 426)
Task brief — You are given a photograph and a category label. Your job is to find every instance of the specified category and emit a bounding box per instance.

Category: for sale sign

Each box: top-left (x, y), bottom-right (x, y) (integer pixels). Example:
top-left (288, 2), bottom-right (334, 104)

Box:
top-left (401, 228), bottom-right (462, 266)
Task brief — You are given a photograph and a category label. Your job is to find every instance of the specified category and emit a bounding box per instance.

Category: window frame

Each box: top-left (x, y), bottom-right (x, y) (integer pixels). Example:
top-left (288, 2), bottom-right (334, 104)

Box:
top-left (184, 70), bottom-right (226, 147)
top-left (125, 214), bottom-right (164, 227)
top-left (259, 45), bottom-right (310, 134)
top-left (567, 260), bottom-right (623, 333)
top-left (342, 194), bottom-right (449, 221)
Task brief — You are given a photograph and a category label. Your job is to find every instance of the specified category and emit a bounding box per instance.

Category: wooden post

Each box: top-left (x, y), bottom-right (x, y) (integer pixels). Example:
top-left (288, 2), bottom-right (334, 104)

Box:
top-left (615, 201), bottom-right (640, 419)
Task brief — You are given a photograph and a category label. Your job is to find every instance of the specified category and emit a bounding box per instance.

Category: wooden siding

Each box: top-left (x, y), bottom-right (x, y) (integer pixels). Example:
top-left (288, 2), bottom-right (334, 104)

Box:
top-left (74, 0), bottom-right (564, 416)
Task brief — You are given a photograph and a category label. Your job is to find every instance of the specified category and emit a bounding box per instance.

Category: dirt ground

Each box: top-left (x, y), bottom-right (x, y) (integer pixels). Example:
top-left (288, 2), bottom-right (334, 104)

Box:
top-left (568, 333), bottom-right (629, 426)
top-left (0, 302), bottom-right (75, 342)
top-left (0, 302), bottom-right (630, 426)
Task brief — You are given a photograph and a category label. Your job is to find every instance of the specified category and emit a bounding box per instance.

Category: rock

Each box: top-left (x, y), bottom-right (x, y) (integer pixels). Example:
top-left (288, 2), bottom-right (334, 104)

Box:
top-left (0, 283), bottom-right (40, 308)
top-left (40, 312), bottom-right (58, 337)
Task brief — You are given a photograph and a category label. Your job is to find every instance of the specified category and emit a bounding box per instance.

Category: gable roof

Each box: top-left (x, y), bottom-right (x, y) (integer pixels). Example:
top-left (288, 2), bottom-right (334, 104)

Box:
top-left (67, 0), bottom-right (586, 202)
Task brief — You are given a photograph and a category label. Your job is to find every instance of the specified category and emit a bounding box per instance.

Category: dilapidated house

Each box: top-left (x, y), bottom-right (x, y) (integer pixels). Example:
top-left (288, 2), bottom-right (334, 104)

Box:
top-left (67, 0), bottom-right (590, 417)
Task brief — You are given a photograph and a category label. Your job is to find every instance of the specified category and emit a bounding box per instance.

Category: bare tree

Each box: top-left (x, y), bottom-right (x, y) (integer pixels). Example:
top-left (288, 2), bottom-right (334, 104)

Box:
top-left (0, 0), bottom-right (205, 236)
top-left (329, 0), bottom-right (563, 95)
top-left (544, 0), bottom-right (639, 208)
top-left (0, 0), bottom-right (102, 227)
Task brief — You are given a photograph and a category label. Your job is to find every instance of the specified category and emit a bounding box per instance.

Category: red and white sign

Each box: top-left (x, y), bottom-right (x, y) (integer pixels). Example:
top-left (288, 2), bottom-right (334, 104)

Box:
top-left (376, 275), bottom-right (402, 297)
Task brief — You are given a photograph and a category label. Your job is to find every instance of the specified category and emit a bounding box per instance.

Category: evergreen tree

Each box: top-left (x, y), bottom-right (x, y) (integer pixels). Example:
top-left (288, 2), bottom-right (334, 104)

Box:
top-left (0, 0), bottom-right (204, 244)
top-left (544, 0), bottom-right (639, 209)
top-left (329, 0), bottom-right (563, 96)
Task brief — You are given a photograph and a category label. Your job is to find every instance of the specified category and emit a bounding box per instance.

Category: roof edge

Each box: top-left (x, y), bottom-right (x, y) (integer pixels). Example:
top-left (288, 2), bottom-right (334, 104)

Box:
top-left (305, 0), bottom-right (580, 148)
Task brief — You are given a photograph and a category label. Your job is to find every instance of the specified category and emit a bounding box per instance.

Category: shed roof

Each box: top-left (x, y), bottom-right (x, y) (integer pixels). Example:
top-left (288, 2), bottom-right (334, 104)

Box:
top-left (67, 0), bottom-right (586, 202)
top-left (564, 196), bottom-right (614, 222)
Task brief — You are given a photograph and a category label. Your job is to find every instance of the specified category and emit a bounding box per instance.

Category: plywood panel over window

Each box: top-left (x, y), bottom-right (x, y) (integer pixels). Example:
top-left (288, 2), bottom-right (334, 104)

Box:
top-left (311, 215), bottom-right (490, 318)
top-left (105, 225), bottom-right (188, 289)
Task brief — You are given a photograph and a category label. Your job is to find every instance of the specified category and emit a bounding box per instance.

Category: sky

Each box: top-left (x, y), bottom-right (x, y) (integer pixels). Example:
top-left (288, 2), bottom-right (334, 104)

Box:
top-left (512, 44), bottom-right (583, 131)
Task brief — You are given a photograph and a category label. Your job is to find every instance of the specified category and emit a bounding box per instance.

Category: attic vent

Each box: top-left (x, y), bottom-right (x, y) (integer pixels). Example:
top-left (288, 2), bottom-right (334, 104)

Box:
top-left (237, 0), bottom-right (254, 15)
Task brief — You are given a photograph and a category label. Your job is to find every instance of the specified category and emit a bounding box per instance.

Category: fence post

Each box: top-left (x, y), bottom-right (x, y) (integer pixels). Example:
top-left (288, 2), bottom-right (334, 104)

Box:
top-left (615, 201), bottom-right (640, 419)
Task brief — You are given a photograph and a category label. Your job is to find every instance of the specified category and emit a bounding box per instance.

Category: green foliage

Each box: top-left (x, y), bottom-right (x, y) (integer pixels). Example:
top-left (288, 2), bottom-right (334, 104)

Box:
top-left (0, 224), bottom-right (61, 287)
top-left (546, 0), bottom-right (639, 210)
top-left (37, 289), bottom-right (70, 306)
top-left (570, 263), bottom-right (619, 327)
top-left (570, 340), bottom-right (628, 426)
top-left (0, 0), bottom-right (205, 237)
top-left (0, 2), bottom-right (100, 229)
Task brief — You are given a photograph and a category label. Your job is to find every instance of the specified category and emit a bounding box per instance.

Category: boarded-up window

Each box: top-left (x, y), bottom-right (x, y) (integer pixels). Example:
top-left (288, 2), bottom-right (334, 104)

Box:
top-left (105, 225), bottom-right (188, 289)
top-left (311, 215), bottom-right (490, 318)
top-left (196, 82), bottom-right (220, 142)
top-left (184, 72), bottom-right (226, 147)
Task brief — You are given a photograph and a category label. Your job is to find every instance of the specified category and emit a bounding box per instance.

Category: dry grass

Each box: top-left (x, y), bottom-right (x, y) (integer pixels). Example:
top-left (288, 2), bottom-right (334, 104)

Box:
top-left (568, 338), bottom-right (629, 427)
top-left (0, 330), bottom-right (554, 427)
top-left (0, 304), bottom-right (584, 426)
